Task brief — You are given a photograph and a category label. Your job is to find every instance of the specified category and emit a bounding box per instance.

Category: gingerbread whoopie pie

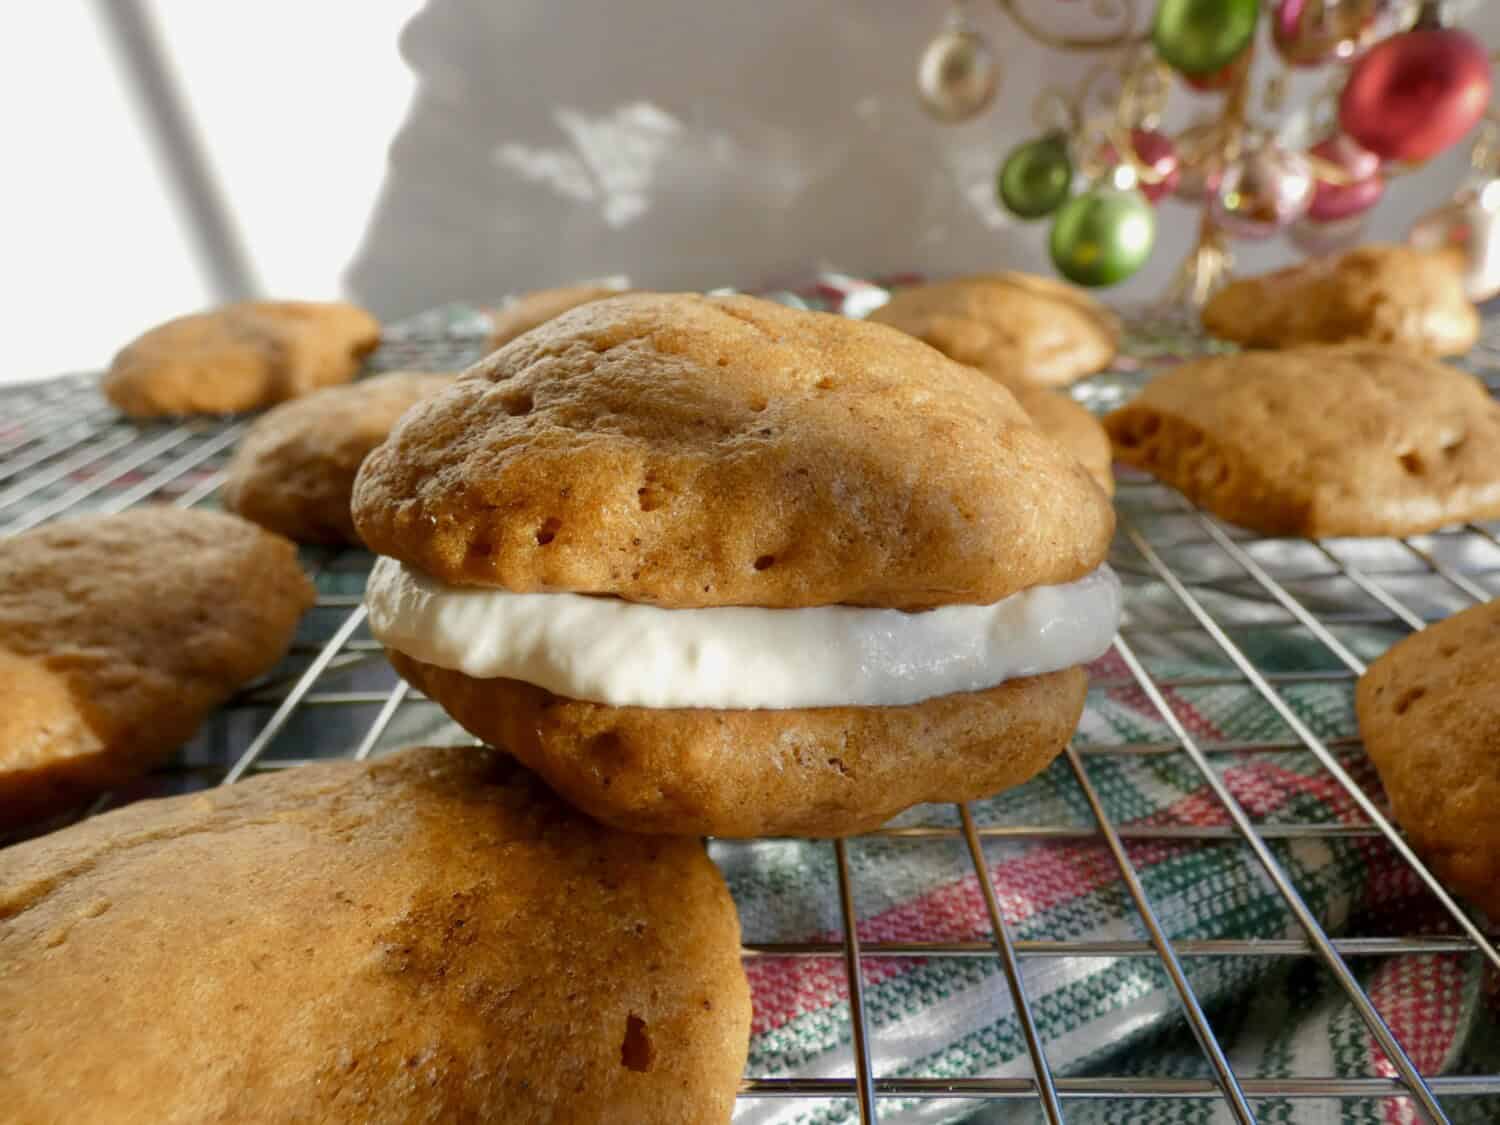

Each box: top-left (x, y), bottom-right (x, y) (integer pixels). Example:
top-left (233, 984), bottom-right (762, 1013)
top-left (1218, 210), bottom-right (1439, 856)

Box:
top-left (354, 293), bottom-right (1119, 837)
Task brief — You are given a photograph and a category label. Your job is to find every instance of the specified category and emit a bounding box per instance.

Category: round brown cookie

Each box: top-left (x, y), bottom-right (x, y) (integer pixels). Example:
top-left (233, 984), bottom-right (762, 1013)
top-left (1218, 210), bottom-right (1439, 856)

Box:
top-left (865, 274), bottom-right (1121, 387)
top-left (0, 509), bottom-right (313, 824)
top-left (104, 300), bottom-right (381, 418)
top-left (1201, 244), bottom-right (1479, 356)
top-left (1105, 346), bottom-right (1500, 537)
top-left (391, 651), bottom-right (1086, 837)
top-left (1355, 599), bottom-right (1500, 920)
top-left (353, 292), bottom-right (1114, 610)
top-left (223, 371), bottom-right (454, 545)
top-left (0, 745), bottom-right (750, 1124)
top-left (1007, 383), bottom-right (1114, 497)
top-left (485, 284), bottom-right (627, 350)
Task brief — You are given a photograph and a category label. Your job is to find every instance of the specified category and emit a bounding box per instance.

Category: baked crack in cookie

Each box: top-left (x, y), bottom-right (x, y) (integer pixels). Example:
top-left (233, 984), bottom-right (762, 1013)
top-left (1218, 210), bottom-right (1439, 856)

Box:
top-left (0, 509), bottom-right (313, 824)
top-left (1201, 244), bottom-right (1479, 356)
top-left (0, 745), bottom-right (751, 1124)
top-left (866, 273), bottom-right (1121, 387)
top-left (104, 300), bottom-right (381, 417)
top-left (1105, 347), bottom-right (1500, 537)
top-left (355, 293), bottom-right (1119, 836)
top-left (1356, 599), bottom-right (1500, 921)
top-left (223, 371), bottom-right (453, 545)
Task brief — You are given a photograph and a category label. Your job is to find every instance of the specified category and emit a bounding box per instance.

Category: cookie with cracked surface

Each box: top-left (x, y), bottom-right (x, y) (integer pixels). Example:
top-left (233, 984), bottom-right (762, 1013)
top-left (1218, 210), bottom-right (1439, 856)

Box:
top-left (391, 652), bottom-right (1086, 837)
top-left (0, 745), bottom-right (751, 1124)
top-left (223, 371), bottom-right (453, 545)
top-left (1356, 599), bottom-right (1500, 921)
top-left (865, 273), bottom-right (1121, 387)
top-left (485, 283), bottom-right (626, 350)
top-left (0, 508), bottom-right (313, 824)
top-left (104, 300), bottom-right (381, 418)
top-left (1201, 244), bottom-right (1479, 356)
top-left (1104, 347), bottom-right (1500, 537)
top-left (353, 291), bottom-right (1113, 610)
top-left (1008, 383), bottom-right (1114, 497)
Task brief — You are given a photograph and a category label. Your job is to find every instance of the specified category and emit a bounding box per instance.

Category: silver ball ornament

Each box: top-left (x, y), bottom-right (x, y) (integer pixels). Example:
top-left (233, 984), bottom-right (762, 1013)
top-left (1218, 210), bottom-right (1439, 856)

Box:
top-left (918, 28), bottom-right (1000, 123)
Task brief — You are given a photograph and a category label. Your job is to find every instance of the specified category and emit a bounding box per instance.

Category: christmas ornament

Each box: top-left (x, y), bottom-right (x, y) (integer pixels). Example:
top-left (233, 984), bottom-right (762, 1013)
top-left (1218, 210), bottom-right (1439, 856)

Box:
top-left (1048, 185), bottom-right (1156, 286)
top-left (1289, 212), bottom-right (1371, 254)
top-left (1306, 134), bottom-right (1385, 220)
top-left (1338, 27), bottom-right (1492, 161)
top-left (1272, 0), bottom-right (1418, 67)
top-left (917, 22), bottom-right (1000, 122)
top-left (1173, 122), bottom-right (1226, 201)
top-left (1409, 179), bottom-right (1500, 301)
top-left (1212, 141), bottom-right (1316, 239)
top-left (1181, 50), bottom-right (1251, 93)
top-left (998, 134), bottom-right (1074, 219)
top-left (1101, 129), bottom-right (1181, 203)
top-left (1152, 0), bottom-right (1259, 76)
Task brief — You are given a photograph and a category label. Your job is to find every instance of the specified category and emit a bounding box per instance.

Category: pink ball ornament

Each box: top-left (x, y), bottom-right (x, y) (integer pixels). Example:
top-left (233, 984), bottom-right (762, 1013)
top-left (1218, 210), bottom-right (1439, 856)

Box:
top-left (1212, 142), bottom-right (1316, 240)
top-left (1100, 128), bottom-right (1181, 203)
top-left (1338, 27), bottom-right (1492, 162)
top-left (1306, 134), bottom-right (1385, 221)
top-left (1272, 0), bottom-right (1419, 67)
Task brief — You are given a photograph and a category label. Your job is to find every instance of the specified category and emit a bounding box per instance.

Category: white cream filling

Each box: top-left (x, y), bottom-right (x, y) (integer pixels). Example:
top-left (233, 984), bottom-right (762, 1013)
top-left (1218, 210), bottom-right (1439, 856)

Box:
top-left (366, 557), bottom-right (1120, 710)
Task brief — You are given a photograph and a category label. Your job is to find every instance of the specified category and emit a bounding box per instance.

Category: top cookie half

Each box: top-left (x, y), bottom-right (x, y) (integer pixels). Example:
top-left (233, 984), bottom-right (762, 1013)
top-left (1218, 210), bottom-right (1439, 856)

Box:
top-left (353, 293), bottom-right (1114, 610)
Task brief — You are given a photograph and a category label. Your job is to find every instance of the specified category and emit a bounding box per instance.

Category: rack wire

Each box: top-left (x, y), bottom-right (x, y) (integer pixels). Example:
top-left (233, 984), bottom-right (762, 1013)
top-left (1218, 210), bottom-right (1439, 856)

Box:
top-left (2, 336), bottom-right (1498, 1125)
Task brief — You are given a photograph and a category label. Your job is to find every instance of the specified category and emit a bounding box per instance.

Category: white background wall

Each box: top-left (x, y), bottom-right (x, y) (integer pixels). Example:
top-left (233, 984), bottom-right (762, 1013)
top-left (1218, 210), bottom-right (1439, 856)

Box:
top-left (4, 1), bottom-right (1497, 385)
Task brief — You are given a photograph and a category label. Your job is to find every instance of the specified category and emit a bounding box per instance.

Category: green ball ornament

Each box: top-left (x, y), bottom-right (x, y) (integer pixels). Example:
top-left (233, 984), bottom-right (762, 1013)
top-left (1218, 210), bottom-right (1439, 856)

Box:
top-left (1152, 0), bottom-right (1259, 76)
top-left (1048, 186), bottom-right (1156, 287)
top-left (998, 134), bottom-right (1073, 220)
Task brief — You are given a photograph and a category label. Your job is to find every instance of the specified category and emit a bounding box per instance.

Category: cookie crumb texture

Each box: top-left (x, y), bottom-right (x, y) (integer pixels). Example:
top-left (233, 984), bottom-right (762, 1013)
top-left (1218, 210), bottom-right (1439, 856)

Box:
top-left (1105, 347), bottom-right (1500, 537)
top-left (104, 301), bottom-right (381, 418)
top-left (393, 651), bottom-right (1087, 837)
top-left (223, 371), bottom-right (453, 545)
top-left (0, 509), bottom-right (314, 823)
top-left (1202, 244), bottom-right (1479, 356)
top-left (866, 273), bottom-right (1121, 387)
top-left (0, 746), bottom-right (750, 1124)
top-left (1356, 600), bottom-right (1500, 921)
top-left (353, 292), bottom-right (1113, 609)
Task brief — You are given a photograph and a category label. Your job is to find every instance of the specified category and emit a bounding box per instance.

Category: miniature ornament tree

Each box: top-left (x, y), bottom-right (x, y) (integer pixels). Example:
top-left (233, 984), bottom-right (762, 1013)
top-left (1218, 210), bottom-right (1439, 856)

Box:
top-left (917, 0), bottom-right (1497, 302)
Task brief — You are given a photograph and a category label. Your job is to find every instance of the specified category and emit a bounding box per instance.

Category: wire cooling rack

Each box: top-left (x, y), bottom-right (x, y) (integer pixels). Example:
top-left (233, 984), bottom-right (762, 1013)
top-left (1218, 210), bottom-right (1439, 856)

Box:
top-left (2, 319), bottom-right (1499, 1125)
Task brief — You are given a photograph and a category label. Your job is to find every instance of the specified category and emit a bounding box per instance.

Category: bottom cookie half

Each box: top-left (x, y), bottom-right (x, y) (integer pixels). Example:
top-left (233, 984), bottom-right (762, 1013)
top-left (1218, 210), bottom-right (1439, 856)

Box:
top-left (392, 651), bottom-right (1087, 837)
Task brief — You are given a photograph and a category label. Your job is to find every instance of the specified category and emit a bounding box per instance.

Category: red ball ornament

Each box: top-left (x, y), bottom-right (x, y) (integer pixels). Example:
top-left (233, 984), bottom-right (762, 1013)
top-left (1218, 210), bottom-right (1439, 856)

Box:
top-left (1306, 134), bottom-right (1385, 221)
top-left (1338, 28), bottom-right (1492, 162)
top-left (1101, 129), bottom-right (1181, 203)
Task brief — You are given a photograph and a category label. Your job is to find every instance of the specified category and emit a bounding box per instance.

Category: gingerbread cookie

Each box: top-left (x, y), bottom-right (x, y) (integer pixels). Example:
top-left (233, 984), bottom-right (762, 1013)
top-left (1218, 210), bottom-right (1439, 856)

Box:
top-left (1356, 598), bottom-right (1500, 920)
top-left (104, 301), bottom-right (381, 417)
top-left (0, 509), bottom-right (313, 823)
top-left (223, 371), bottom-right (453, 545)
top-left (356, 293), bottom-right (1118, 836)
top-left (1202, 244), bottom-right (1479, 356)
top-left (866, 273), bottom-right (1120, 387)
top-left (0, 745), bottom-right (751, 1123)
top-left (1105, 346), bottom-right (1500, 537)
top-left (486, 283), bottom-right (626, 350)
top-left (1009, 383), bottom-right (1114, 496)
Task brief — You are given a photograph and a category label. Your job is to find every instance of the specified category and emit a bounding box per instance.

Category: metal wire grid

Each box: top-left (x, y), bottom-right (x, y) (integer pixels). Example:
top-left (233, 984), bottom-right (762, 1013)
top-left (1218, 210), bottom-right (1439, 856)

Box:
top-left (2, 364), bottom-right (1499, 1125)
